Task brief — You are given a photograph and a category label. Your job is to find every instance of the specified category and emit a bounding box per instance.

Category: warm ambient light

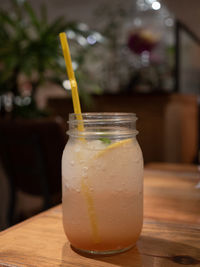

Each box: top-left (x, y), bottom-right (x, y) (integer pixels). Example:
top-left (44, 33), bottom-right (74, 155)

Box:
top-left (62, 80), bottom-right (71, 90)
top-left (72, 61), bottom-right (78, 70)
top-left (165, 18), bottom-right (174, 27)
top-left (76, 35), bottom-right (87, 46)
top-left (152, 1), bottom-right (161, 10)
top-left (87, 35), bottom-right (97, 45)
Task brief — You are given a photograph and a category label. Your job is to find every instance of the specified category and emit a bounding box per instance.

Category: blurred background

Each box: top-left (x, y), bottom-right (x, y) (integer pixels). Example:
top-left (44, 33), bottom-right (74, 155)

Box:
top-left (0, 0), bottom-right (200, 230)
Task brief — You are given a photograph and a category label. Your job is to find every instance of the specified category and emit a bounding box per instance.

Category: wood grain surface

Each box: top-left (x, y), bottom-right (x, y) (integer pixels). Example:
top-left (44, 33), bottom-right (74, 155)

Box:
top-left (0, 163), bottom-right (200, 267)
top-left (144, 163), bottom-right (200, 224)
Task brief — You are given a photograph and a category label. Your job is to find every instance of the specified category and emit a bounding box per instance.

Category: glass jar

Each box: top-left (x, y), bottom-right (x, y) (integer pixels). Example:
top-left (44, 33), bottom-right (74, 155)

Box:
top-left (62, 113), bottom-right (143, 255)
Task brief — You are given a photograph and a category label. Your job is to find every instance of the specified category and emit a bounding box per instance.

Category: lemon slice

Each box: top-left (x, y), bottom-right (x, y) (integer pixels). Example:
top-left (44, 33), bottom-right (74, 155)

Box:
top-left (96, 138), bottom-right (133, 158)
top-left (81, 179), bottom-right (100, 244)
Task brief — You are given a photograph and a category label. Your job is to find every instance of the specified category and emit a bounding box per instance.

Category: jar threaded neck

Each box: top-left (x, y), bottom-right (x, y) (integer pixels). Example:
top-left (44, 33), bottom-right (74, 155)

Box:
top-left (67, 113), bottom-right (138, 139)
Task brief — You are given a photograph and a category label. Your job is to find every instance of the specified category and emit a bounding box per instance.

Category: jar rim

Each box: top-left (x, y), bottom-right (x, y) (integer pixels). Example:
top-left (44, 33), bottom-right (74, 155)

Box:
top-left (67, 112), bottom-right (138, 138)
top-left (69, 112), bottom-right (137, 122)
top-left (69, 112), bottom-right (136, 116)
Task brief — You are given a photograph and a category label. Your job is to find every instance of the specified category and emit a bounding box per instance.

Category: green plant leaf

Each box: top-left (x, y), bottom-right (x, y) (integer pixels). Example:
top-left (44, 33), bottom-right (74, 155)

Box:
top-left (99, 137), bottom-right (111, 144)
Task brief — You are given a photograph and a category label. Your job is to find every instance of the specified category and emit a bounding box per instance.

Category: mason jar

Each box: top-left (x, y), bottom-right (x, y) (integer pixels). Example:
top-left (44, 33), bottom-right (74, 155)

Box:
top-left (62, 113), bottom-right (143, 255)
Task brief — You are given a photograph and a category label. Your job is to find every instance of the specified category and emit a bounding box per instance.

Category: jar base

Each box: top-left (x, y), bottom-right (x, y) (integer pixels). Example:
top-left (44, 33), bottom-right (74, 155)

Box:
top-left (71, 243), bottom-right (135, 256)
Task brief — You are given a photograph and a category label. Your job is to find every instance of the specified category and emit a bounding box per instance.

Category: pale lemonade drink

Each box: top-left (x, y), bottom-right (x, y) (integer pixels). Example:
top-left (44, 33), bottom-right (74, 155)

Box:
top-left (62, 113), bottom-right (143, 254)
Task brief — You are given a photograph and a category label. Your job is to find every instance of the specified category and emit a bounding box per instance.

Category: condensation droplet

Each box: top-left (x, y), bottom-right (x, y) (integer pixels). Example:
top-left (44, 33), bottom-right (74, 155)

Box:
top-left (75, 147), bottom-right (80, 152)
top-left (70, 160), bottom-right (75, 166)
top-left (64, 183), bottom-right (69, 191)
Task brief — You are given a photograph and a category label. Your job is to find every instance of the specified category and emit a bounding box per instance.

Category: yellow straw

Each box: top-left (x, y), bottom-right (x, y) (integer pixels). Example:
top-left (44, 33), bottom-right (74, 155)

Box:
top-left (59, 32), bottom-right (84, 132)
top-left (59, 32), bottom-right (99, 244)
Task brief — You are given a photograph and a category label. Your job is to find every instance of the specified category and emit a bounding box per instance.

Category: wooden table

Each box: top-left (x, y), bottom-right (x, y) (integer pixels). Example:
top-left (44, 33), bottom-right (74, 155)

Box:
top-left (0, 163), bottom-right (200, 266)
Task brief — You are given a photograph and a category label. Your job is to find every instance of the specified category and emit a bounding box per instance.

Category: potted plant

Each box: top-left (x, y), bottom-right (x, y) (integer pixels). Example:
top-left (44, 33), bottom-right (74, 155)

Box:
top-left (0, 0), bottom-right (103, 118)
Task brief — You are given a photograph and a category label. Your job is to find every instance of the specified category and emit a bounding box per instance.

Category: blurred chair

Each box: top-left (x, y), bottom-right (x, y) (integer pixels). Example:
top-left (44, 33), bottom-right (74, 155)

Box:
top-left (0, 117), bottom-right (67, 226)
